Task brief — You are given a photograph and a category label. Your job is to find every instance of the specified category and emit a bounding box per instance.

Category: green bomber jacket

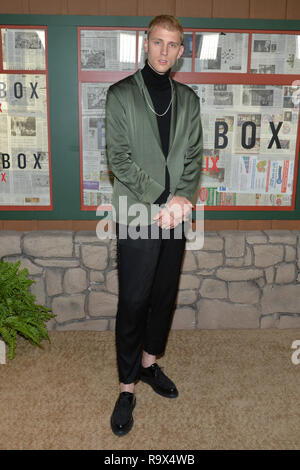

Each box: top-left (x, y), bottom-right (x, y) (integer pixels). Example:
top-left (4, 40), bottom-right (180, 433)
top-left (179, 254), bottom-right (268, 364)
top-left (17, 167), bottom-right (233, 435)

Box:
top-left (105, 68), bottom-right (203, 226)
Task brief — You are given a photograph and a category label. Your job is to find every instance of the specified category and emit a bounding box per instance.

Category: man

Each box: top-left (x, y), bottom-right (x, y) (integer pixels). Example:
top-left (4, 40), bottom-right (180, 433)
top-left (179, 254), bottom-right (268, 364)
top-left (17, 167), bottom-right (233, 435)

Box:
top-left (105, 15), bottom-right (202, 436)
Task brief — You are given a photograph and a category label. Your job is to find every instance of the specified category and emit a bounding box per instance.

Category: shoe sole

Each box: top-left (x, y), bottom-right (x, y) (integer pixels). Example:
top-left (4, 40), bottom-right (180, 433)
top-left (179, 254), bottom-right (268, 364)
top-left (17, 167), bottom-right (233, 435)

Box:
top-left (139, 376), bottom-right (178, 398)
top-left (110, 397), bottom-right (136, 437)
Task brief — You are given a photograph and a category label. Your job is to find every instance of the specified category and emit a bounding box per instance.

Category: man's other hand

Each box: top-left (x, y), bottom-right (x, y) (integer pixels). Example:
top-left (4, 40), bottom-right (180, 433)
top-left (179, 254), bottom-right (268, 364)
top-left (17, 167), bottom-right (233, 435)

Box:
top-left (153, 195), bottom-right (193, 230)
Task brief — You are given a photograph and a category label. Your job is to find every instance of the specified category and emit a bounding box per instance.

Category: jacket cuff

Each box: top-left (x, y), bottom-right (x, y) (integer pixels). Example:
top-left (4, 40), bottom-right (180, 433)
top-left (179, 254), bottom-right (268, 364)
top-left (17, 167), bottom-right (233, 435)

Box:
top-left (173, 190), bottom-right (192, 202)
top-left (154, 188), bottom-right (171, 205)
top-left (142, 180), bottom-right (166, 204)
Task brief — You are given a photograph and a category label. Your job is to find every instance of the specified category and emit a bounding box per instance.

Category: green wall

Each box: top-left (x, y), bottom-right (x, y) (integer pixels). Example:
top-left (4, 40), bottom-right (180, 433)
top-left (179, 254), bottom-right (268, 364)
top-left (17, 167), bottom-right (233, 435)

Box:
top-left (0, 14), bottom-right (300, 220)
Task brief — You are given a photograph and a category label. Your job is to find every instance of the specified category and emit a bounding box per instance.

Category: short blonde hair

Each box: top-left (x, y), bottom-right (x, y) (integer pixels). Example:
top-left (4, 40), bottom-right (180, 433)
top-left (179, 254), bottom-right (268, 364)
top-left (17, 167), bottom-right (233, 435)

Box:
top-left (147, 15), bottom-right (184, 44)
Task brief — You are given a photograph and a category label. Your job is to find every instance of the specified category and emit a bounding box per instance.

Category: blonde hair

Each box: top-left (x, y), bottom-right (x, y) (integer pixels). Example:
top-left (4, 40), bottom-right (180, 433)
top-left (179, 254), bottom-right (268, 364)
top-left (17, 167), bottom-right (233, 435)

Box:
top-left (147, 15), bottom-right (184, 43)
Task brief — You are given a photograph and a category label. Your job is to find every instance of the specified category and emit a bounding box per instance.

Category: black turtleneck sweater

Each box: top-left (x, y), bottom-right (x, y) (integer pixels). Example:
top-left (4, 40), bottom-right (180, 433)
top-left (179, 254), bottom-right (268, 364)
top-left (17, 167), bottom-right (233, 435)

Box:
top-left (141, 60), bottom-right (171, 205)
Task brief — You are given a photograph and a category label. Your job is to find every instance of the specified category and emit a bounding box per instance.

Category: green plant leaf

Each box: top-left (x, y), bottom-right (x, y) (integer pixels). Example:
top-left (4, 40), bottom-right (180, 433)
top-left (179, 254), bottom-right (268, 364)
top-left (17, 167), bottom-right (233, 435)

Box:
top-left (0, 259), bottom-right (56, 359)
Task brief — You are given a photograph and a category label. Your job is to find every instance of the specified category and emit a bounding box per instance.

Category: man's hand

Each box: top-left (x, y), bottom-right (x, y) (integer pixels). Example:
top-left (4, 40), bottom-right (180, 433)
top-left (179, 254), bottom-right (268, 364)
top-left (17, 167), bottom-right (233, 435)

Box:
top-left (153, 195), bottom-right (193, 230)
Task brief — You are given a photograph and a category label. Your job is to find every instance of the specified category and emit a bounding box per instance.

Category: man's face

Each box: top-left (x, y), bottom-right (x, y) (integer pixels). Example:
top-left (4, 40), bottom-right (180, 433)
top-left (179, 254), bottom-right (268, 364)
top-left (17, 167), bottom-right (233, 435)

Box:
top-left (144, 25), bottom-right (184, 75)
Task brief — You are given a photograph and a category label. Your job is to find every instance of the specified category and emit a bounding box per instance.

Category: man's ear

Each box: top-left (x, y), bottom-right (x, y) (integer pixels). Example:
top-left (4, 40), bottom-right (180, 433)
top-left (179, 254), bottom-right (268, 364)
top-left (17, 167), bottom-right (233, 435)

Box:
top-left (177, 44), bottom-right (184, 59)
top-left (143, 37), bottom-right (149, 54)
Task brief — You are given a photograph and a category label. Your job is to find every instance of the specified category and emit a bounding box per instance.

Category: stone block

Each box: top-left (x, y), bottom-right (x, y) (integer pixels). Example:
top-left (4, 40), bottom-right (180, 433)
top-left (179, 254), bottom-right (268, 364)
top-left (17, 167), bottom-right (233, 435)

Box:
top-left (171, 308), bottom-right (196, 329)
top-left (106, 270), bottom-right (119, 294)
top-left (275, 263), bottom-right (296, 284)
top-left (88, 291), bottom-right (118, 317)
top-left (196, 251), bottom-right (223, 270)
top-left (81, 245), bottom-right (108, 270)
top-left (52, 294), bottom-right (86, 323)
top-left (228, 281), bottom-right (260, 304)
top-left (29, 276), bottom-right (46, 305)
top-left (264, 230), bottom-right (297, 245)
top-left (45, 268), bottom-right (63, 296)
top-left (244, 246), bottom-right (253, 266)
top-left (176, 289), bottom-right (198, 305)
top-left (246, 231), bottom-right (268, 244)
top-left (278, 315), bottom-right (300, 328)
top-left (225, 257), bottom-right (244, 267)
top-left (202, 232), bottom-right (224, 251)
top-left (56, 319), bottom-right (109, 331)
top-left (64, 268), bottom-right (88, 294)
top-left (285, 246), bottom-right (296, 262)
top-left (23, 231), bottom-right (73, 257)
top-left (265, 267), bottom-right (275, 284)
top-left (0, 231), bottom-right (21, 258)
top-left (261, 284), bottom-right (300, 314)
top-left (253, 244), bottom-right (284, 267)
top-left (220, 231), bottom-right (245, 258)
top-left (216, 267), bottom-right (264, 281)
top-left (260, 314), bottom-right (277, 328)
top-left (197, 299), bottom-right (259, 328)
top-left (74, 231), bottom-right (103, 244)
top-left (200, 279), bottom-right (227, 299)
top-left (178, 274), bottom-right (200, 290)
top-left (181, 250), bottom-right (197, 271)
top-left (90, 270), bottom-right (105, 283)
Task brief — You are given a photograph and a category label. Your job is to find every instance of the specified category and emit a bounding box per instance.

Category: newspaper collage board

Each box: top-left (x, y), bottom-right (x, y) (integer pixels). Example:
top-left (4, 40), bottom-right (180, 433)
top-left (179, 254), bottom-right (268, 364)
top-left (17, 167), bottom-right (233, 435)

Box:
top-left (79, 29), bottom-right (300, 211)
top-left (0, 27), bottom-right (51, 208)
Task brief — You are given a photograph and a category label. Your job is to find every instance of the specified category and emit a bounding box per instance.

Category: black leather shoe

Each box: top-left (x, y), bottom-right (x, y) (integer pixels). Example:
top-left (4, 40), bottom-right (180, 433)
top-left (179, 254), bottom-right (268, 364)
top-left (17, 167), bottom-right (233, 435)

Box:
top-left (139, 363), bottom-right (178, 398)
top-left (110, 392), bottom-right (136, 437)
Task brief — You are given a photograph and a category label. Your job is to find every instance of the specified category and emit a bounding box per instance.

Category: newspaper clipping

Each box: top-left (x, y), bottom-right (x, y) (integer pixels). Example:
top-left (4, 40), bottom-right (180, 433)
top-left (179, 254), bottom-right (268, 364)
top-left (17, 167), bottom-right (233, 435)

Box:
top-left (190, 83), bottom-right (300, 207)
top-left (0, 73), bottom-right (51, 206)
top-left (251, 33), bottom-right (300, 74)
top-left (195, 32), bottom-right (249, 73)
top-left (1, 28), bottom-right (46, 70)
top-left (81, 30), bottom-right (136, 72)
top-left (81, 82), bottom-right (112, 207)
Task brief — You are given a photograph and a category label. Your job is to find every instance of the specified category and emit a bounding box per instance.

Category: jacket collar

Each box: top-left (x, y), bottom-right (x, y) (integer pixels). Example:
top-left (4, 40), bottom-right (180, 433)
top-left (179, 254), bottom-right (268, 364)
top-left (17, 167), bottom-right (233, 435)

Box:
top-left (133, 69), bottom-right (178, 159)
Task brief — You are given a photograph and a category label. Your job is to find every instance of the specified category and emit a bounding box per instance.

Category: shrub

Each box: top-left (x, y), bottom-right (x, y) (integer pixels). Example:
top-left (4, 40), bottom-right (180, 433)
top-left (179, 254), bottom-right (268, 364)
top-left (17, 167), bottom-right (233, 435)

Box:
top-left (0, 259), bottom-right (55, 359)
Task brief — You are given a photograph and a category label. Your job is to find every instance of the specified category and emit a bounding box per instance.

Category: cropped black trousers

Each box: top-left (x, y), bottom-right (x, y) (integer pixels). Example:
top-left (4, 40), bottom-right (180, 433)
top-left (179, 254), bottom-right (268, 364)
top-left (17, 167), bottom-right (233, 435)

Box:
top-left (115, 222), bottom-right (186, 384)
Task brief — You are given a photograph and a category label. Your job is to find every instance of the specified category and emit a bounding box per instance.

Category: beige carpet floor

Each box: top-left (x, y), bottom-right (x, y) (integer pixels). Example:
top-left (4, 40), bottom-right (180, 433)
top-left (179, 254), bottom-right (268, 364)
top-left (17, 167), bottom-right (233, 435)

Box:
top-left (1, 328), bottom-right (300, 450)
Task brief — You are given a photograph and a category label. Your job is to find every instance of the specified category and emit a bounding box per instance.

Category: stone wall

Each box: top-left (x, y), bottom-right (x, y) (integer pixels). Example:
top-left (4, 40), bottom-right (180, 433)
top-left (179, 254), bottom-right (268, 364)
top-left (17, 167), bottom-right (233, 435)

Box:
top-left (1, 229), bottom-right (300, 330)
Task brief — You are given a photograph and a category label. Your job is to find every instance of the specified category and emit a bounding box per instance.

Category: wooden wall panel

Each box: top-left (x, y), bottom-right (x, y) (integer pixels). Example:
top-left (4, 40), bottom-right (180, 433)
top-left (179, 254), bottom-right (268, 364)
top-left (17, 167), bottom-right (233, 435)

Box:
top-left (250, 0), bottom-right (287, 19)
top-left (175, 0), bottom-right (212, 18)
top-left (137, 0), bottom-right (176, 17)
top-left (106, 0), bottom-right (138, 16)
top-left (28, 0), bottom-right (68, 14)
top-left (66, 0), bottom-right (106, 15)
top-left (213, 0), bottom-right (250, 18)
top-left (237, 220), bottom-right (272, 231)
top-left (0, 0), bottom-right (294, 19)
top-left (2, 220), bottom-right (39, 231)
top-left (286, 0), bottom-right (300, 20)
top-left (0, 0), bottom-right (29, 14)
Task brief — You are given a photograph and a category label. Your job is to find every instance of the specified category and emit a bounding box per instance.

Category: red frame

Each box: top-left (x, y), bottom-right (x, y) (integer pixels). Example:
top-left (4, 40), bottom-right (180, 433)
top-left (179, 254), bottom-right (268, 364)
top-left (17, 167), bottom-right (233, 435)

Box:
top-left (0, 25), bottom-right (53, 211)
top-left (78, 26), bottom-right (300, 212)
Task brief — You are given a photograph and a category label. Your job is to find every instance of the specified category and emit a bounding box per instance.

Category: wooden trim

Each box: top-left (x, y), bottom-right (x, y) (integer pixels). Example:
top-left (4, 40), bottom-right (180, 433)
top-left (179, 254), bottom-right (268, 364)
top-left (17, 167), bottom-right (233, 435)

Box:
top-left (1, 219), bottom-right (300, 231)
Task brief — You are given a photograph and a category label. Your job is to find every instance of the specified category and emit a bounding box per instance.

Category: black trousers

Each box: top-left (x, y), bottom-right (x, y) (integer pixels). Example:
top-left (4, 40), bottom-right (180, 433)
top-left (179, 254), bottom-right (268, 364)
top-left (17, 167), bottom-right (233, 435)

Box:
top-left (115, 223), bottom-right (186, 384)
